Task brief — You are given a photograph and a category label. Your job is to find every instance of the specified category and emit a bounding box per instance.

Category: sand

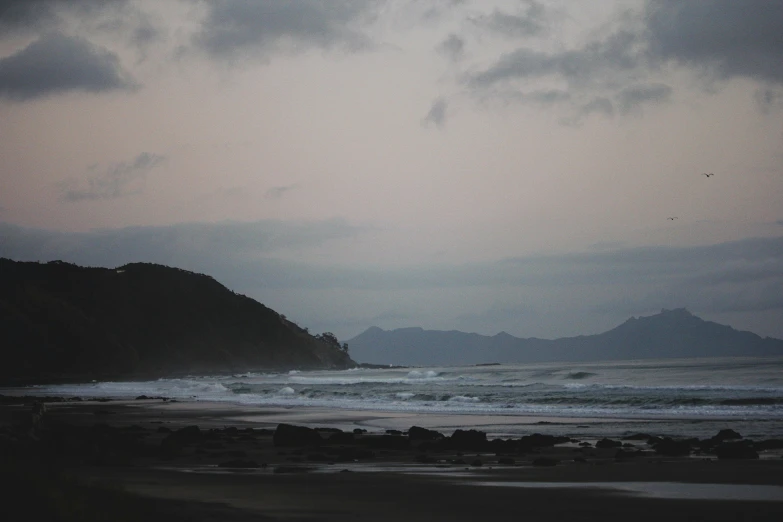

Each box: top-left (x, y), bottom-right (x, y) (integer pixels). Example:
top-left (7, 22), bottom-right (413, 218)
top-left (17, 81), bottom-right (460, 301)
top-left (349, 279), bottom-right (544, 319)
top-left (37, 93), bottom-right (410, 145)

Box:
top-left (2, 395), bottom-right (783, 521)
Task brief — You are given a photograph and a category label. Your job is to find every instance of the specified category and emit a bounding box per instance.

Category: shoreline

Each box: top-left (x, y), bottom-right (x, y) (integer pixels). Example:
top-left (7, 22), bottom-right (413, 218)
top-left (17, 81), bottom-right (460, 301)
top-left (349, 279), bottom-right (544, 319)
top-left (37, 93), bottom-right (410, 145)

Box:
top-left (2, 394), bottom-right (783, 521)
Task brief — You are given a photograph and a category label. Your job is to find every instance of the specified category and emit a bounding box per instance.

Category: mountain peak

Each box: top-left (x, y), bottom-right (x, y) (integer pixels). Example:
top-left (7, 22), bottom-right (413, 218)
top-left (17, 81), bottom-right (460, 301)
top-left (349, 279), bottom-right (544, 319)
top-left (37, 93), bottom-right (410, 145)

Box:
top-left (660, 307), bottom-right (693, 317)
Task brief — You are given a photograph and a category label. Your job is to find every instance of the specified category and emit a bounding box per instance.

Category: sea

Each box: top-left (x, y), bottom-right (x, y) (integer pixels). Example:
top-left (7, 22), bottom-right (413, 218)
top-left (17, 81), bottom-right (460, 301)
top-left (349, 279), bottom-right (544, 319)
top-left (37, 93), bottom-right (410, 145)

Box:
top-left (18, 356), bottom-right (783, 441)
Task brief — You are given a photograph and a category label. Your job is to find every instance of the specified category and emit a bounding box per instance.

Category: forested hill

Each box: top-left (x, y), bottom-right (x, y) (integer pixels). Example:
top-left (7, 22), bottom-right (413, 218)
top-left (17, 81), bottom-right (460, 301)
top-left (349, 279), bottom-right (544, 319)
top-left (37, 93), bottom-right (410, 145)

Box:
top-left (347, 308), bottom-right (783, 366)
top-left (0, 259), bottom-right (354, 384)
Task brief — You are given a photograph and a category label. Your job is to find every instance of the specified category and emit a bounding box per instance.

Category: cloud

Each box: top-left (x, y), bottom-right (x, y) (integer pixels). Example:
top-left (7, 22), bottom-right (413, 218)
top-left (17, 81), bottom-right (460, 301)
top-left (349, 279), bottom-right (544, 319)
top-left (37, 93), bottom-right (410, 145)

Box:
top-left (754, 88), bottom-right (783, 114)
top-left (616, 83), bottom-right (672, 113)
top-left (436, 34), bottom-right (465, 62)
top-left (0, 1), bottom-right (132, 36)
top-left (0, 218), bottom-right (368, 270)
top-left (466, 29), bottom-right (641, 90)
top-left (422, 97), bottom-right (448, 128)
top-left (463, 1), bottom-right (783, 116)
top-left (265, 184), bottom-right (298, 200)
top-left (60, 152), bottom-right (165, 202)
top-left (576, 97), bottom-right (615, 119)
top-left (0, 32), bottom-right (135, 101)
top-left (192, 0), bottom-right (380, 60)
top-left (468, 3), bottom-right (547, 38)
top-left (645, 0), bottom-right (783, 85)
top-left (2, 224), bottom-right (781, 337)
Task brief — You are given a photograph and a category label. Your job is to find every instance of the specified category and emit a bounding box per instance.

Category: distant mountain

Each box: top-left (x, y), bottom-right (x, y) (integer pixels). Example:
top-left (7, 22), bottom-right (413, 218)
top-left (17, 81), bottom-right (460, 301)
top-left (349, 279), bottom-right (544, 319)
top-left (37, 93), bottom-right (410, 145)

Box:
top-left (347, 308), bottom-right (783, 366)
top-left (0, 259), bottom-right (354, 384)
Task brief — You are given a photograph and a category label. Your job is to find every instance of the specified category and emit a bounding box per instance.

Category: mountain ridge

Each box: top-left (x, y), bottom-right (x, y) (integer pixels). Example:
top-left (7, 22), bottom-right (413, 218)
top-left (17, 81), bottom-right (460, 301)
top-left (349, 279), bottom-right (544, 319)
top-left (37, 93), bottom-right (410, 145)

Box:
top-left (347, 308), bottom-right (783, 366)
top-left (0, 258), bottom-right (354, 384)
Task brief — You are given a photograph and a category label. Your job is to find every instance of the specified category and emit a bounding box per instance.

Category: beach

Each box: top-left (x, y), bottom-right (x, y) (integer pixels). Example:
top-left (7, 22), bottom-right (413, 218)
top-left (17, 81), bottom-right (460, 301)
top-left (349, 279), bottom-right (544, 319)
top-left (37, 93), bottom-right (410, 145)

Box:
top-left (2, 394), bottom-right (783, 521)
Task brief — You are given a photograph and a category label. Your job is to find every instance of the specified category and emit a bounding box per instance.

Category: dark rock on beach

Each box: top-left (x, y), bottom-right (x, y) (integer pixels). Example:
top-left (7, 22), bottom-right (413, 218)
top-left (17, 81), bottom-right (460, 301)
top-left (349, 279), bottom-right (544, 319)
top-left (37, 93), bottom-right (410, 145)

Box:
top-left (449, 429), bottom-right (488, 450)
top-left (408, 426), bottom-right (444, 442)
top-left (273, 424), bottom-right (322, 447)
top-left (596, 438), bottom-right (623, 449)
top-left (653, 438), bottom-right (692, 456)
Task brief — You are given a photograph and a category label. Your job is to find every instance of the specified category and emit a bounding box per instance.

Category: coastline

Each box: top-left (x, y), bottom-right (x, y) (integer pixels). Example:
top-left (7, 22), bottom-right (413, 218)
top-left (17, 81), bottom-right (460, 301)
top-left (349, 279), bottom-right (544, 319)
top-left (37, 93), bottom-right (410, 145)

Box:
top-left (2, 394), bottom-right (782, 521)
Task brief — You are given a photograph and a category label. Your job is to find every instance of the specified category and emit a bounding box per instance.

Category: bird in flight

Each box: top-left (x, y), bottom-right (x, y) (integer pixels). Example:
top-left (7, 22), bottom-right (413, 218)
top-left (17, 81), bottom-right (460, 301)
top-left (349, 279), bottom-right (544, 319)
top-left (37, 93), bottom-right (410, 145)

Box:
top-left (667, 217), bottom-right (678, 220)
top-left (702, 172), bottom-right (714, 177)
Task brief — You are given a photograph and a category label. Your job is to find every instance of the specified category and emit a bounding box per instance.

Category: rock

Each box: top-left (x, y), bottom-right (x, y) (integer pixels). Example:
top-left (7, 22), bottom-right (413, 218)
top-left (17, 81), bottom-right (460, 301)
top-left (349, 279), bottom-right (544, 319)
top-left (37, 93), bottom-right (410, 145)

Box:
top-left (714, 442), bottom-right (759, 460)
top-left (158, 425), bottom-right (203, 458)
top-left (273, 423), bottom-right (322, 447)
top-left (361, 435), bottom-right (410, 450)
top-left (408, 426), bottom-right (444, 441)
top-left (596, 438), bottom-right (623, 449)
top-left (449, 429), bottom-right (487, 450)
top-left (327, 431), bottom-right (354, 444)
top-left (174, 425), bottom-right (202, 442)
top-left (353, 428), bottom-right (367, 435)
top-left (653, 438), bottom-right (691, 456)
top-left (714, 429), bottom-right (742, 441)
top-left (517, 433), bottom-right (571, 450)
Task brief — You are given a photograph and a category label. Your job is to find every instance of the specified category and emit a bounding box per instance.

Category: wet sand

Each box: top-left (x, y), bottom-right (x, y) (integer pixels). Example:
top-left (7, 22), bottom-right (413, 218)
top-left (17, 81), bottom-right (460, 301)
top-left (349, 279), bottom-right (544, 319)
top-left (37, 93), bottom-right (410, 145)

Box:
top-left (2, 396), bottom-right (783, 521)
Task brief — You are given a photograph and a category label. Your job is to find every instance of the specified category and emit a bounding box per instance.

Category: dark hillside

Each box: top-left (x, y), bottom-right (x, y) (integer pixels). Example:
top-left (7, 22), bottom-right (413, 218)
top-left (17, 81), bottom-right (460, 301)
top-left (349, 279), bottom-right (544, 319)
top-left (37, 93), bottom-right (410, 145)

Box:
top-left (0, 259), bottom-right (353, 384)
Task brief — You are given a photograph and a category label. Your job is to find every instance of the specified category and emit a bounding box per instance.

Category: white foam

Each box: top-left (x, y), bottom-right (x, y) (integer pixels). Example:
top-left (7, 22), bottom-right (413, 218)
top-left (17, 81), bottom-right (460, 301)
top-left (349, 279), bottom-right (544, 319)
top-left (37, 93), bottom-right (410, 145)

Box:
top-left (406, 370), bottom-right (440, 379)
top-left (278, 387), bottom-right (296, 395)
top-left (448, 395), bottom-right (480, 403)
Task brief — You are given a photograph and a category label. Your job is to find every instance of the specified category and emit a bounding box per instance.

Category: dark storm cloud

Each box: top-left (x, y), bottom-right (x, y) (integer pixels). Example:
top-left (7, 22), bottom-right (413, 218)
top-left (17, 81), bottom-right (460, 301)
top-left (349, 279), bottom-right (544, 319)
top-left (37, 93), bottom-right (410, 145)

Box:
top-left (193, 0), bottom-right (380, 59)
top-left (422, 97), bottom-right (448, 128)
top-left (468, 2), bottom-right (547, 38)
top-left (60, 153), bottom-right (165, 202)
top-left (0, 0), bottom-right (129, 34)
top-left (465, 0), bottom-right (783, 115)
top-left (616, 83), bottom-right (672, 113)
top-left (436, 34), bottom-right (465, 61)
top-left (645, 0), bottom-right (783, 85)
top-left (0, 32), bottom-right (135, 101)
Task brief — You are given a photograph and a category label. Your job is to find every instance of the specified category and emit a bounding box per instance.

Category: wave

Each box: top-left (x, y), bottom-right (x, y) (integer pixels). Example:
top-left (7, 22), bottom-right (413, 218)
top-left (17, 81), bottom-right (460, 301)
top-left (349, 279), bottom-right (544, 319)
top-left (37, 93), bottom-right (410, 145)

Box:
top-left (564, 372), bottom-right (595, 380)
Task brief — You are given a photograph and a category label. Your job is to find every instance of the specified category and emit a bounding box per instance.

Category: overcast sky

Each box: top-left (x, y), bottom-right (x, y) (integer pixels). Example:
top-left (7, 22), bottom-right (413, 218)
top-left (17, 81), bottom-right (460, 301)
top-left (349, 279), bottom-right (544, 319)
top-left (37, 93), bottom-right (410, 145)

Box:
top-left (1, 0), bottom-right (782, 342)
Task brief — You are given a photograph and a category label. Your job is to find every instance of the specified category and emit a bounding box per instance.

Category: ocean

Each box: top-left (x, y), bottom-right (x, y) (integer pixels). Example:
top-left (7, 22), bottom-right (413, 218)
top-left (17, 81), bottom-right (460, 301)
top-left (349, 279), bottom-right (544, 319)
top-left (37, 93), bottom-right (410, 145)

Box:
top-left (21, 356), bottom-right (783, 440)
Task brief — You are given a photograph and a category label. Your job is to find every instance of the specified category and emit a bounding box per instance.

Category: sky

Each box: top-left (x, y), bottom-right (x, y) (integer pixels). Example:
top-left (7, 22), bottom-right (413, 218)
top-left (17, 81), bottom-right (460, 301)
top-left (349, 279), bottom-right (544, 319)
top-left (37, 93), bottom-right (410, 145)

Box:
top-left (1, 0), bottom-right (782, 342)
